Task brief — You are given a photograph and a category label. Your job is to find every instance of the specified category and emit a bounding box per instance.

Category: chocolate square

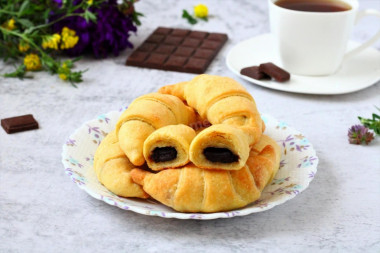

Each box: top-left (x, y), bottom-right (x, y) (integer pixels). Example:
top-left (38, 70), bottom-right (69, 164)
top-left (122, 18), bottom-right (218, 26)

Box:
top-left (200, 40), bottom-right (222, 50)
top-left (193, 48), bottom-right (215, 60)
top-left (1, 114), bottom-right (38, 134)
top-left (207, 33), bottom-right (228, 42)
top-left (240, 66), bottom-right (270, 80)
top-left (171, 29), bottom-right (190, 37)
top-left (126, 51), bottom-right (149, 66)
top-left (155, 45), bottom-right (175, 54)
top-left (145, 53), bottom-right (168, 69)
top-left (184, 58), bottom-right (209, 74)
top-left (154, 27), bottom-right (172, 35)
top-left (146, 34), bottom-right (165, 43)
top-left (182, 38), bottom-right (201, 48)
top-left (138, 42), bottom-right (157, 52)
top-left (188, 31), bottom-right (208, 39)
top-left (173, 47), bottom-right (195, 57)
top-left (163, 36), bottom-right (184, 46)
top-left (164, 56), bottom-right (188, 71)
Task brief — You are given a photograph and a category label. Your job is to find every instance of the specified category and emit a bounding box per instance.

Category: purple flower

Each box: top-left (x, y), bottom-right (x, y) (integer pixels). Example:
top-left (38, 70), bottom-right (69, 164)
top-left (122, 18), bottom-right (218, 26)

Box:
top-left (51, 0), bottom-right (137, 58)
top-left (348, 125), bottom-right (374, 145)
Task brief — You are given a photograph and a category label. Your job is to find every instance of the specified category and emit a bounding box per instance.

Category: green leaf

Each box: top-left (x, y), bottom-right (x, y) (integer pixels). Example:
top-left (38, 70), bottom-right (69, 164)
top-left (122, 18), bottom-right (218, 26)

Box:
top-left (18, 1), bottom-right (30, 17)
top-left (182, 10), bottom-right (197, 25)
top-left (16, 18), bottom-right (34, 28)
top-left (84, 10), bottom-right (97, 23)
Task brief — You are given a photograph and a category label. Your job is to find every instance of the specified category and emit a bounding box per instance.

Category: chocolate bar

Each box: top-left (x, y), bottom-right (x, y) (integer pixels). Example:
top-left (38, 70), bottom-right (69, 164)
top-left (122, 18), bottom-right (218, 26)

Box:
top-left (259, 62), bottom-right (291, 82)
top-left (1, 114), bottom-right (39, 134)
top-left (240, 66), bottom-right (270, 80)
top-left (126, 27), bottom-right (228, 74)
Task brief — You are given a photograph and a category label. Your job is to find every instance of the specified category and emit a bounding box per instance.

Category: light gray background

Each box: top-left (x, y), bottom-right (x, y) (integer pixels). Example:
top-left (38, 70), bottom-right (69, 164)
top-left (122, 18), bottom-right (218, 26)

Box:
top-left (1, 0), bottom-right (379, 252)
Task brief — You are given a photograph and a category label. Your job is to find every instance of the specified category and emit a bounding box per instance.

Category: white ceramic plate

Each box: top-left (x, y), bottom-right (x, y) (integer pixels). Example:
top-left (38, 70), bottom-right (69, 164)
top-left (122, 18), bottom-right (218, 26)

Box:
top-left (62, 108), bottom-right (318, 220)
top-left (226, 33), bottom-right (380, 95)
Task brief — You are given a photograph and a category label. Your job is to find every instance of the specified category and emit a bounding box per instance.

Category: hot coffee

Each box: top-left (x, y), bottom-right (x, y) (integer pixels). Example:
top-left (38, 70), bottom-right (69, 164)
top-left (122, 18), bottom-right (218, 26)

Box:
top-left (275, 0), bottom-right (351, 12)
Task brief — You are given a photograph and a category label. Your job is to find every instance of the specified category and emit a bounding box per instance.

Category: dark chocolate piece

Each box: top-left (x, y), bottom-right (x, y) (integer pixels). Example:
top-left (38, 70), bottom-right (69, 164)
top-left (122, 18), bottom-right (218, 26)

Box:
top-left (163, 36), bottom-right (183, 46)
top-left (182, 38), bottom-right (201, 47)
top-left (259, 62), bottom-right (291, 82)
top-left (184, 58), bottom-right (209, 74)
top-left (154, 45), bottom-right (175, 54)
top-left (207, 33), bottom-right (228, 42)
top-left (240, 66), bottom-right (270, 80)
top-left (188, 31), bottom-right (208, 39)
top-left (193, 48), bottom-right (215, 59)
top-left (164, 56), bottom-right (188, 71)
top-left (144, 53), bottom-right (168, 69)
top-left (137, 42), bottom-right (157, 52)
top-left (151, 147), bottom-right (177, 162)
top-left (171, 28), bottom-right (190, 37)
top-left (126, 27), bottom-right (228, 74)
top-left (126, 51), bottom-right (149, 67)
top-left (154, 27), bottom-right (172, 35)
top-left (173, 46), bottom-right (195, 57)
top-left (146, 34), bottom-right (165, 43)
top-left (203, 147), bottom-right (239, 163)
top-left (1, 114), bottom-right (38, 134)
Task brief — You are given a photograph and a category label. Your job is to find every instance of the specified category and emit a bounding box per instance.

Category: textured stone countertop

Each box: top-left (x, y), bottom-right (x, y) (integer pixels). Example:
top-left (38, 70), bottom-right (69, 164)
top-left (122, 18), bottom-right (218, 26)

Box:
top-left (1, 0), bottom-right (379, 252)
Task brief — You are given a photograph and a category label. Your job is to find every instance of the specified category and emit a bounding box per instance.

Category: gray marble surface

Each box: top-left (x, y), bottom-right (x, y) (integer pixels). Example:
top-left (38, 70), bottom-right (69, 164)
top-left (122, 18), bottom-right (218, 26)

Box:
top-left (1, 0), bottom-right (380, 252)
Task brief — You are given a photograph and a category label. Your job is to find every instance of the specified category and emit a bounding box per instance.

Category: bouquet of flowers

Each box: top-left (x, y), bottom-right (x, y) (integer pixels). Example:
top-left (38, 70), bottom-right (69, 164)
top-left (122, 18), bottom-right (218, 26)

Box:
top-left (0, 0), bottom-right (142, 86)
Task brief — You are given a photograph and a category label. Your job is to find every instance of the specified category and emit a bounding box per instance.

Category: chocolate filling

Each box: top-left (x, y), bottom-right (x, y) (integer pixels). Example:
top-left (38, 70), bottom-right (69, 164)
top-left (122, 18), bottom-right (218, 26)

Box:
top-left (203, 147), bottom-right (239, 163)
top-left (151, 147), bottom-right (177, 162)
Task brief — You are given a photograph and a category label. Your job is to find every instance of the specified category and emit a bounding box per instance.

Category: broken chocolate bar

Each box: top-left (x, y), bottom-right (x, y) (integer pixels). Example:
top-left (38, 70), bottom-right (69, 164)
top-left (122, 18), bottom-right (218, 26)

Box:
top-left (259, 62), bottom-right (291, 82)
top-left (126, 27), bottom-right (228, 74)
top-left (1, 114), bottom-right (39, 134)
top-left (240, 66), bottom-right (270, 80)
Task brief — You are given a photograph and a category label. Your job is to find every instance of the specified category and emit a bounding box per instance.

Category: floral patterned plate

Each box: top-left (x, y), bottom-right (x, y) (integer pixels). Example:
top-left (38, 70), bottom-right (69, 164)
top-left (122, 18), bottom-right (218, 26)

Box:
top-left (62, 108), bottom-right (318, 220)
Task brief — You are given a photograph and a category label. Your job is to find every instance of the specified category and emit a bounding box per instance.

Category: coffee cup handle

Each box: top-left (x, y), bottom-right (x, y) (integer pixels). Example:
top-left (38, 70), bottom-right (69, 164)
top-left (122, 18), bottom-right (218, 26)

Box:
top-left (344, 9), bottom-right (380, 60)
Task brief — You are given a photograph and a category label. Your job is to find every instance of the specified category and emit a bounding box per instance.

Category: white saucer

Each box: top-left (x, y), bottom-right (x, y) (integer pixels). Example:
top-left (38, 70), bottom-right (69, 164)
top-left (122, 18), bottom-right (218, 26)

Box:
top-left (226, 33), bottom-right (380, 95)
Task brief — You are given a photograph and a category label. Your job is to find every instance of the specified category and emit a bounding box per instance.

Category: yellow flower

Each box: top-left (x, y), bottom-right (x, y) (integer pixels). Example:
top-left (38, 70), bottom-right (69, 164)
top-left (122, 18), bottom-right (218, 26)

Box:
top-left (59, 73), bottom-right (68, 80)
top-left (87, 0), bottom-right (93, 5)
top-left (60, 27), bottom-right (79, 50)
top-left (194, 4), bottom-right (208, 18)
top-left (24, 54), bottom-right (42, 71)
top-left (18, 42), bottom-right (30, 53)
top-left (42, 34), bottom-right (61, 50)
top-left (2, 18), bottom-right (16, 30)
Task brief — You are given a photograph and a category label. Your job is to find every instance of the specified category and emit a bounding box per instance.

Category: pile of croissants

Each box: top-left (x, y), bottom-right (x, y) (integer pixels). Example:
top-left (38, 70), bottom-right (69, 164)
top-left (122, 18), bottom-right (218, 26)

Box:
top-left (94, 74), bottom-right (281, 213)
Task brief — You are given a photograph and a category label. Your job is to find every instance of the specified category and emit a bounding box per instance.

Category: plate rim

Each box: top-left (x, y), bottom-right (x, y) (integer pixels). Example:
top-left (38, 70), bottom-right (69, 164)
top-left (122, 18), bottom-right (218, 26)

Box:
top-left (226, 33), bottom-right (380, 95)
top-left (62, 110), bottom-right (319, 220)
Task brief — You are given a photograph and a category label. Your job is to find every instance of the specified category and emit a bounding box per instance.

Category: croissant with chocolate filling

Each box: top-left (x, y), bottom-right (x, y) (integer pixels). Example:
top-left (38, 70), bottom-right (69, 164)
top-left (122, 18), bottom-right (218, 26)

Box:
top-left (115, 93), bottom-right (196, 166)
top-left (130, 135), bottom-right (281, 213)
top-left (159, 75), bottom-right (264, 170)
top-left (94, 130), bottom-right (149, 198)
top-left (143, 124), bottom-right (196, 171)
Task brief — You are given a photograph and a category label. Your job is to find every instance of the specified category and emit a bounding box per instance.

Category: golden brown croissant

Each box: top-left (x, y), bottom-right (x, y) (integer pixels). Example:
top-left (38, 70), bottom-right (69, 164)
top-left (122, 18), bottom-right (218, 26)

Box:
top-left (115, 93), bottom-right (196, 166)
top-left (143, 124), bottom-right (196, 171)
top-left (130, 134), bottom-right (281, 213)
top-left (94, 130), bottom-right (149, 198)
top-left (159, 75), bottom-right (264, 170)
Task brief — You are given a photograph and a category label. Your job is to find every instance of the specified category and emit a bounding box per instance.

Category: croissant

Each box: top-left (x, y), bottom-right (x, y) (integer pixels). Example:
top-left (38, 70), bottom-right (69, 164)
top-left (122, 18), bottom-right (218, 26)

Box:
top-left (94, 130), bottom-right (149, 198)
top-left (159, 74), bottom-right (264, 170)
top-left (143, 124), bottom-right (196, 171)
top-left (115, 93), bottom-right (196, 166)
top-left (189, 124), bottom-right (251, 170)
top-left (130, 134), bottom-right (281, 213)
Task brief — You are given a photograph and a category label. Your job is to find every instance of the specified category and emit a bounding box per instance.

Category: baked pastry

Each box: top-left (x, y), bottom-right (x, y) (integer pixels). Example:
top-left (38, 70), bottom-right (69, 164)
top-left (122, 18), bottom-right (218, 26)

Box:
top-left (130, 134), bottom-right (281, 212)
top-left (189, 124), bottom-right (250, 170)
top-left (159, 74), bottom-right (264, 170)
top-left (115, 93), bottom-right (196, 166)
top-left (94, 130), bottom-right (149, 198)
top-left (143, 124), bottom-right (196, 171)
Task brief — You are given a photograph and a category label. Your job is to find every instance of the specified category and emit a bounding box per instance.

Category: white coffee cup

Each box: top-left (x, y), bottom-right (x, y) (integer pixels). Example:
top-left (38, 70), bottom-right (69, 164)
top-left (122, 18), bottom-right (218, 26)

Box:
top-left (268, 0), bottom-right (380, 76)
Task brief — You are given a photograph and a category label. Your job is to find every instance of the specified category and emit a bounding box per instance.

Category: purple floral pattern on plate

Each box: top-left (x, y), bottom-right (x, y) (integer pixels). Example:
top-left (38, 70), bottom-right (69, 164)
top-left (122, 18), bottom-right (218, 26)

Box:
top-left (62, 110), bottom-right (318, 220)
